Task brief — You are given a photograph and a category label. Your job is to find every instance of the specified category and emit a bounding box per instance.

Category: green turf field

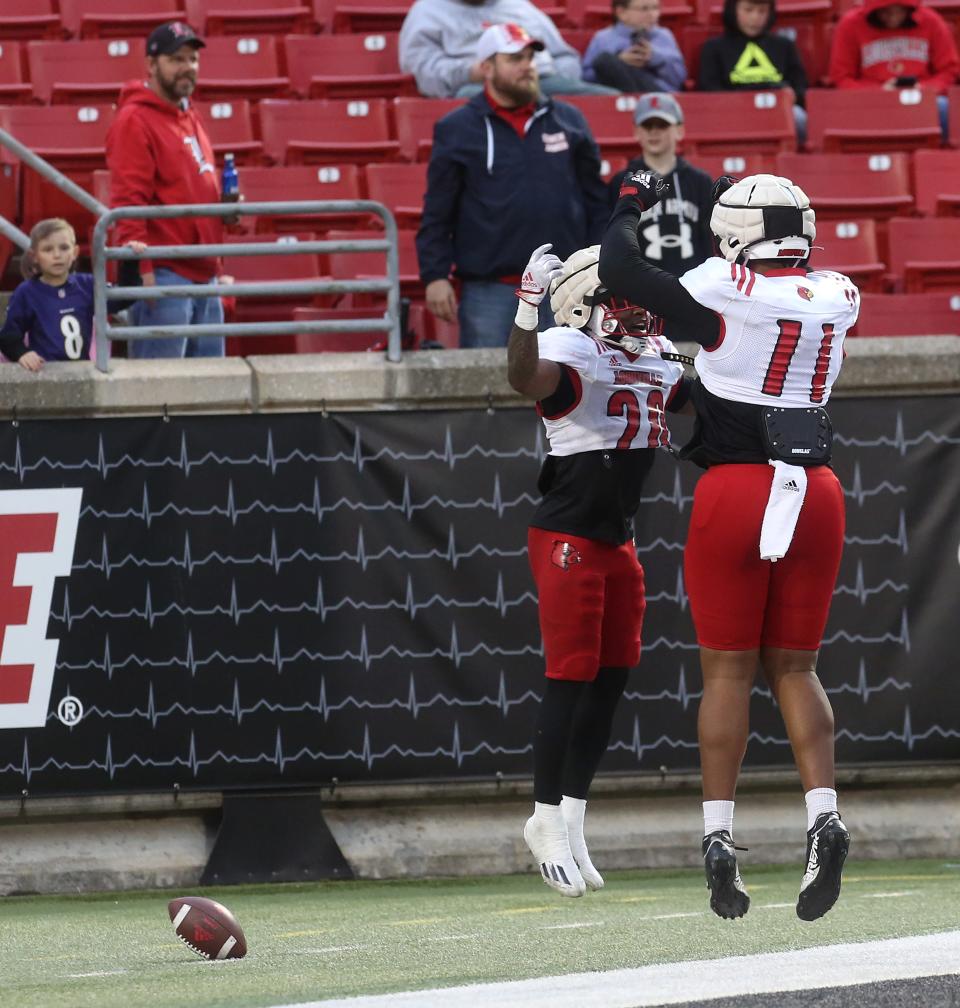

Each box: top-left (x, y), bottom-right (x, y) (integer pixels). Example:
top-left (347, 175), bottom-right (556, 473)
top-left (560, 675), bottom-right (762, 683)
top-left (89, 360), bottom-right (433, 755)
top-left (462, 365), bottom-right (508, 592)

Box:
top-left (2, 859), bottom-right (958, 1008)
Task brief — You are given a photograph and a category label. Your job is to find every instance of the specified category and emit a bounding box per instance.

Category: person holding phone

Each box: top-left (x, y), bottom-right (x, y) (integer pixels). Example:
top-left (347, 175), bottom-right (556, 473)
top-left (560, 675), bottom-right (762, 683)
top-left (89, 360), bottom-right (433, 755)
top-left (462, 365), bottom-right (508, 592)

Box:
top-left (582, 0), bottom-right (686, 94)
top-left (828, 0), bottom-right (959, 139)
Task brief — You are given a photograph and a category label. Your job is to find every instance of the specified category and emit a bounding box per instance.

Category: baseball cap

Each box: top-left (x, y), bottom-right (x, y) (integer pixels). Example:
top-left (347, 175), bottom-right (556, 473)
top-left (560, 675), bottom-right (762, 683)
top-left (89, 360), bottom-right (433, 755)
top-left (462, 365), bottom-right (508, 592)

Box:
top-left (633, 92), bottom-right (683, 126)
top-left (476, 23), bottom-right (545, 63)
top-left (146, 21), bottom-right (205, 57)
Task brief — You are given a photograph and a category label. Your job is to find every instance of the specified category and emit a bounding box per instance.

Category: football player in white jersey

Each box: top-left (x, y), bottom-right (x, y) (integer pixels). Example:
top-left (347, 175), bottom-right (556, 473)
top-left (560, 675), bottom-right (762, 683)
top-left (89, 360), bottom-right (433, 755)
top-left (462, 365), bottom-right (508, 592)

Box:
top-left (507, 242), bottom-right (692, 898)
top-left (598, 172), bottom-right (858, 922)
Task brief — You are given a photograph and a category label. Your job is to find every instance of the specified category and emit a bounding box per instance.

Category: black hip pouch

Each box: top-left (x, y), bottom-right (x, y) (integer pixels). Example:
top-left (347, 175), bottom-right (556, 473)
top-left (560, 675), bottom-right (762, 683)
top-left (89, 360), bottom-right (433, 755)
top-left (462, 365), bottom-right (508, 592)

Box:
top-left (760, 406), bottom-right (833, 465)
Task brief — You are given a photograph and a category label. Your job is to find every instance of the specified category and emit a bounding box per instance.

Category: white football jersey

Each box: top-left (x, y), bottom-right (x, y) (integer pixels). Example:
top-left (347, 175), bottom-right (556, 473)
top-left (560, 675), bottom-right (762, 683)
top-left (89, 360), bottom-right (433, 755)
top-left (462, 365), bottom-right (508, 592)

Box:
top-left (679, 258), bottom-right (860, 407)
top-left (537, 326), bottom-right (686, 456)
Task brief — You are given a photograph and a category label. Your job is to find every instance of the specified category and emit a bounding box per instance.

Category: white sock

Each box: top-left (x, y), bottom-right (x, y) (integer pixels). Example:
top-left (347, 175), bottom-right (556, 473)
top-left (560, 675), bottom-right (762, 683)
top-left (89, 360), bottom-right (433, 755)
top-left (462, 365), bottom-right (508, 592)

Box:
top-left (561, 795), bottom-right (603, 891)
top-left (805, 787), bottom-right (838, 830)
top-left (533, 801), bottom-right (564, 827)
top-left (703, 800), bottom-right (735, 837)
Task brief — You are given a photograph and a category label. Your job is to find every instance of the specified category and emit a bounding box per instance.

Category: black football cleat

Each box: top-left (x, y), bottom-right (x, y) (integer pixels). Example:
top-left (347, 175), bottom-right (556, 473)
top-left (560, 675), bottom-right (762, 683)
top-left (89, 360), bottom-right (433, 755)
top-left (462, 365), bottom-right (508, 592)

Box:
top-left (796, 811), bottom-right (850, 921)
top-left (702, 829), bottom-right (750, 920)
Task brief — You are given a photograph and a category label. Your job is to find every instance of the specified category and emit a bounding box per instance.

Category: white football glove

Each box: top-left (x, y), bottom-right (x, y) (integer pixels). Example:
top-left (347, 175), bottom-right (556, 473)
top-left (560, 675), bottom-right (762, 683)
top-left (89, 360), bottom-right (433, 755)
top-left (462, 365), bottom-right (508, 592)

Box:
top-left (517, 243), bottom-right (563, 306)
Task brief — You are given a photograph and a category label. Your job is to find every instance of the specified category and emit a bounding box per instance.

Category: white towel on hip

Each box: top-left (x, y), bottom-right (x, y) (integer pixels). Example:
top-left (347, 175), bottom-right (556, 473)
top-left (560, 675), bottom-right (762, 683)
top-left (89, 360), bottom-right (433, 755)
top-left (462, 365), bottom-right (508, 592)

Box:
top-left (759, 461), bottom-right (808, 562)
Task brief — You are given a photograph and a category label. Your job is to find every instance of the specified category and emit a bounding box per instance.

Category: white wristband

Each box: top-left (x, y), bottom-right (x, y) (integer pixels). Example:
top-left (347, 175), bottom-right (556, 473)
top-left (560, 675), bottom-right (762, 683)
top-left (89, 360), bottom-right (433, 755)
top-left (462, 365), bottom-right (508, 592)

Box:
top-left (514, 299), bottom-right (539, 330)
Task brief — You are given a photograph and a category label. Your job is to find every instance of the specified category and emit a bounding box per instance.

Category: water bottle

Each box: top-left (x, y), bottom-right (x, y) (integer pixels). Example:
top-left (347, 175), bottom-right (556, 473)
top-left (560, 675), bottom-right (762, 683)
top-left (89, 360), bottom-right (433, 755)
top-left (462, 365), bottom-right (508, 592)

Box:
top-left (221, 153), bottom-right (239, 203)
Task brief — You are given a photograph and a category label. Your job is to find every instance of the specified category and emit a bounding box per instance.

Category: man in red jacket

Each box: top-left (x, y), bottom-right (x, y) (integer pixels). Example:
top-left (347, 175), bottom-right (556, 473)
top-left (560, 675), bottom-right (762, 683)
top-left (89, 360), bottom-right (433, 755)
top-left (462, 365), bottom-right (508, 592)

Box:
top-left (106, 22), bottom-right (226, 359)
top-left (828, 0), bottom-right (959, 139)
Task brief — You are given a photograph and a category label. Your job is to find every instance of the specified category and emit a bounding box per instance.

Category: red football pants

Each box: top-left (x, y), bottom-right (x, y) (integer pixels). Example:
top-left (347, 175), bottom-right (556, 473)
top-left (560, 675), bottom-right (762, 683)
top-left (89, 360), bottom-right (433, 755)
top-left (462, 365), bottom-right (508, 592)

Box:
top-left (684, 464), bottom-right (845, 651)
top-left (528, 527), bottom-right (646, 681)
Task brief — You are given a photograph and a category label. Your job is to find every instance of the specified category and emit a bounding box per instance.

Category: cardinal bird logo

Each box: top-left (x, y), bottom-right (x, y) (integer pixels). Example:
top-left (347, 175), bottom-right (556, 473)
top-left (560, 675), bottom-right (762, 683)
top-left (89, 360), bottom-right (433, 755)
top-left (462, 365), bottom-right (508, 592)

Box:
top-left (550, 541), bottom-right (582, 570)
top-left (797, 287), bottom-right (814, 301)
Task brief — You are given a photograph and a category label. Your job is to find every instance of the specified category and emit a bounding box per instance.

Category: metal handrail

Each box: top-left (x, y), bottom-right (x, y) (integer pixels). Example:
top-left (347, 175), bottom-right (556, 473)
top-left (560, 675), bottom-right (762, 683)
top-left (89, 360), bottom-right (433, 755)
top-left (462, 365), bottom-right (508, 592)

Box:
top-left (92, 200), bottom-right (403, 372)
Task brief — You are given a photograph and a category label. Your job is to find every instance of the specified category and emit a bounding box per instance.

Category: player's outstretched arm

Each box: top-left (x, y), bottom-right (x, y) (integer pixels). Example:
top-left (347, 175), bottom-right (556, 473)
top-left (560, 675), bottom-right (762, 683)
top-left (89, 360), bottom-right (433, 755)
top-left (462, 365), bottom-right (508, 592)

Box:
top-left (507, 245), bottom-right (563, 399)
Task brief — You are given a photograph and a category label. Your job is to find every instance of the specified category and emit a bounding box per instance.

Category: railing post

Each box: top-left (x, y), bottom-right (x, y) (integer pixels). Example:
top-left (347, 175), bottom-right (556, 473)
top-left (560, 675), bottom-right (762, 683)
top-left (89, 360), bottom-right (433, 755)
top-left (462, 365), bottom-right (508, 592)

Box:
top-left (92, 213), bottom-right (111, 373)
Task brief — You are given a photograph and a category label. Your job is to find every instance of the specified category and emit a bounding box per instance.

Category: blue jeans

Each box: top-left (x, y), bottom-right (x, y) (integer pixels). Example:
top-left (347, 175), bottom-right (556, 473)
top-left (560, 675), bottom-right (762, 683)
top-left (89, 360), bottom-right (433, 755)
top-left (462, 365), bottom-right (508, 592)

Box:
top-left (458, 280), bottom-right (556, 349)
top-left (129, 266), bottom-right (225, 359)
top-left (455, 75), bottom-right (618, 98)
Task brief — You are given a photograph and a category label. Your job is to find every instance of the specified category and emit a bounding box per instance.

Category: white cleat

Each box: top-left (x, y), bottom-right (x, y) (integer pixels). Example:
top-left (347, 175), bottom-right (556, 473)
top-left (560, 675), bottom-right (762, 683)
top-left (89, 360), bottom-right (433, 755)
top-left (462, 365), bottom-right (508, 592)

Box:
top-left (561, 795), bottom-right (604, 891)
top-left (523, 805), bottom-right (586, 898)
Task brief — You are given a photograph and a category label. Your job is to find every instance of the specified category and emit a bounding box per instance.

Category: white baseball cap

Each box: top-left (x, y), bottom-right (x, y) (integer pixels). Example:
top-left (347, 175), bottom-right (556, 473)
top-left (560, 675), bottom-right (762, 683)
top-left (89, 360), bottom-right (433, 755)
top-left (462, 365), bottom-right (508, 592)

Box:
top-left (476, 22), bottom-right (545, 63)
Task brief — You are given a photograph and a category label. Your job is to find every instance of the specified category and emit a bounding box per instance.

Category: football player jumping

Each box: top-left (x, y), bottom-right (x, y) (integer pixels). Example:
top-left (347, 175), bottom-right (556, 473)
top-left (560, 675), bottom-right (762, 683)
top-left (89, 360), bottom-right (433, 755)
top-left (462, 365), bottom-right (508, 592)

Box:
top-left (507, 242), bottom-right (693, 898)
top-left (599, 171), bottom-right (860, 922)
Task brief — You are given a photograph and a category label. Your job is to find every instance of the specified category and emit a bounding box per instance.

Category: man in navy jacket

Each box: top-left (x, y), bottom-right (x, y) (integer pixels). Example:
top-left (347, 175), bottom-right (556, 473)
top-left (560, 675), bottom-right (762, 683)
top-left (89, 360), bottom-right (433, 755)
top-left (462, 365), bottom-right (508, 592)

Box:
top-left (417, 23), bottom-right (609, 348)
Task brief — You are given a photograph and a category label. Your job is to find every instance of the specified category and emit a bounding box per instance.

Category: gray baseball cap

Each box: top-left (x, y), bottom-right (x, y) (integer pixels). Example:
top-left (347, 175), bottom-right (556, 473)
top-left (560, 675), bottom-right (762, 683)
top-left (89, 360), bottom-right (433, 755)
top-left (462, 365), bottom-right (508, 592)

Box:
top-left (633, 92), bottom-right (683, 126)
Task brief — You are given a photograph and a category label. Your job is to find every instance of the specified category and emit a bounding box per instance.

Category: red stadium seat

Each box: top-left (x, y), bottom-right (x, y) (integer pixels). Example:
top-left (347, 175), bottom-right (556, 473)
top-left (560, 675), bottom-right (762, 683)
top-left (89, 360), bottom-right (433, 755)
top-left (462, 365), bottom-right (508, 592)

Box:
top-left (851, 292), bottom-right (960, 337)
top-left (193, 100), bottom-right (264, 164)
top-left (806, 88), bottom-right (941, 153)
top-left (393, 97), bottom-right (464, 162)
top-left (812, 219), bottom-right (885, 292)
top-left (260, 99), bottom-right (399, 165)
top-left (292, 306), bottom-right (389, 352)
top-left (408, 300), bottom-right (459, 348)
top-left (0, 41), bottom-right (30, 103)
top-left (681, 91), bottom-right (796, 156)
top-left (364, 162), bottom-right (427, 227)
top-left (775, 152), bottom-right (913, 254)
top-left (230, 164), bottom-right (368, 233)
top-left (314, 0), bottom-right (411, 34)
top-left (696, 0), bottom-right (831, 25)
top-left (326, 227), bottom-right (421, 299)
top-left (913, 149), bottom-right (960, 217)
top-left (223, 232), bottom-right (324, 355)
top-left (185, 0), bottom-right (313, 35)
top-left (58, 0), bottom-right (186, 39)
top-left (0, 1), bottom-right (60, 42)
top-left (688, 151), bottom-right (777, 178)
top-left (197, 35), bottom-right (290, 102)
top-left (886, 217), bottom-right (960, 293)
top-left (599, 153), bottom-right (627, 183)
top-left (561, 94), bottom-right (644, 157)
top-left (27, 38), bottom-right (140, 104)
top-left (284, 32), bottom-right (417, 100)
top-left (949, 86), bottom-right (960, 149)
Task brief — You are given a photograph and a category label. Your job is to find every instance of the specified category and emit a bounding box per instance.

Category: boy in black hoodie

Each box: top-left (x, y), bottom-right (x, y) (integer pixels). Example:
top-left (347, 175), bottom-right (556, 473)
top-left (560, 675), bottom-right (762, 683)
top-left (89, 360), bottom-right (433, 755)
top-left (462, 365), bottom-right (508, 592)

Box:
top-left (608, 93), bottom-right (714, 278)
top-left (697, 0), bottom-right (807, 141)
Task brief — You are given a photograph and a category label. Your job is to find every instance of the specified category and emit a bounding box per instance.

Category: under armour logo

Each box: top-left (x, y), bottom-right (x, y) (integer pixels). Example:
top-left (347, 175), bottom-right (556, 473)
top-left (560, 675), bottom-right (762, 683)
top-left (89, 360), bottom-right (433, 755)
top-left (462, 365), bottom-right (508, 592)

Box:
top-left (783, 479), bottom-right (801, 492)
top-left (641, 221), bottom-right (694, 261)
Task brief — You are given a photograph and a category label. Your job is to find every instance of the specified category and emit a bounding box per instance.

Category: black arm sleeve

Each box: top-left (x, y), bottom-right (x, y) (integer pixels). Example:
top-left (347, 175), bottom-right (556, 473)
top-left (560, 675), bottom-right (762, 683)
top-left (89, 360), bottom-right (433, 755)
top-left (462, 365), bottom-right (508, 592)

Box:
top-left (0, 329), bottom-right (26, 362)
top-left (598, 201), bottom-right (721, 348)
top-left (107, 258), bottom-right (143, 312)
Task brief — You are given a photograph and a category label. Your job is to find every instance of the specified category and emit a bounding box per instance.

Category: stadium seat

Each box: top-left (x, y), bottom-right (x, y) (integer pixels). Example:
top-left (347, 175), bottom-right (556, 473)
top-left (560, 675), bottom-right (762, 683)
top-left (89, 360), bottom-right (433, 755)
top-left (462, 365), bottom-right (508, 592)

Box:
top-left (682, 91), bottom-right (797, 156)
top-left (696, 0), bottom-right (831, 25)
top-left (949, 86), bottom-right (960, 149)
top-left (315, 0), bottom-right (411, 34)
top-left (58, 0), bottom-right (187, 39)
top-left (913, 149), bottom-right (960, 217)
top-left (599, 153), bottom-right (627, 183)
top-left (561, 94), bottom-right (644, 157)
top-left (0, 41), bottom-right (30, 103)
top-left (291, 305), bottom-right (390, 352)
top-left (393, 97), bottom-right (464, 162)
top-left (284, 32), bottom-right (417, 100)
top-left (688, 152), bottom-right (777, 179)
top-left (194, 100), bottom-right (264, 164)
top-left (886, 217), bottom-right (960, 293)
top-left (197, 35), bottom-right (290, 102)
top-left (223, 232), bottom-right (324, 355)
top-left (851, 292), bottom-right (960, 337)
top-left (27, 38), bottom-right (141, 104)
top-left (408, 300), bottom-right (459, 348)
top-left (326, 227), bottom-right (421, 300)
top-left (230, 164), bottom-right (368, 233)
top-left (364, 162), bottom-right (427, 227)
top-left (775, 152), bottom-right (913, 251)
top-left (806, 88), bottom-right (941, 153)
top-left (812, 219), bottom-right (885, 292)
top-left (0, 1), bottom-right (60, 42)
top-left (259, 99), bottom-right (399, 165)
top-left (185, 0), bottom-right (313, 36)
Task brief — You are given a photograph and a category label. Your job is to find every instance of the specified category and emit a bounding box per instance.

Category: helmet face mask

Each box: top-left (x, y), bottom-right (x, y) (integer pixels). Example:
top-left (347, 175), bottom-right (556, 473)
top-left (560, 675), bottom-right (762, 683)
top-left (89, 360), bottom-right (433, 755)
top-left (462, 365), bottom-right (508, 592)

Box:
top-left (597, 297), bottom-right (659, 355)
top-left (710, 174), bottom-right (816, 265)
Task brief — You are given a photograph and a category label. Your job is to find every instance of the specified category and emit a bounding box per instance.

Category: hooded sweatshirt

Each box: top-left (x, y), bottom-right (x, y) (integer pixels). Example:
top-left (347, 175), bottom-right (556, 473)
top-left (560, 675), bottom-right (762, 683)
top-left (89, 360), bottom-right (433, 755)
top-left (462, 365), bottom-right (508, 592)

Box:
top-left (106, 81), bottom-right (223, 282)
top-left (399, 0), bottom-right (582, 98)
top-left (697, 0), bottom-right (807, 104)
top-left (828, 0), bottom-right (959, 94)
top-left (609, 156), bottom-right (715, 277)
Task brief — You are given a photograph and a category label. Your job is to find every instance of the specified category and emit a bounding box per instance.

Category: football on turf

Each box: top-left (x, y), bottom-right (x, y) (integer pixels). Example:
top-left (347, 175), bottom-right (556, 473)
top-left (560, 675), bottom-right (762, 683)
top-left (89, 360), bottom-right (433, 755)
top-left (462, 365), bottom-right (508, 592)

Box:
top-left (168, 895), bottom-right (247, 960)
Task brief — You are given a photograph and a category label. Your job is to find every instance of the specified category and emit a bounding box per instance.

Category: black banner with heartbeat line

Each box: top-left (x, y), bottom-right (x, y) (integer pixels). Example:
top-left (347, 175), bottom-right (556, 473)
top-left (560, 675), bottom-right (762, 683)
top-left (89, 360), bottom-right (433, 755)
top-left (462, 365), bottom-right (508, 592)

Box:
top-left (0, 396), bottom-right (958, 796)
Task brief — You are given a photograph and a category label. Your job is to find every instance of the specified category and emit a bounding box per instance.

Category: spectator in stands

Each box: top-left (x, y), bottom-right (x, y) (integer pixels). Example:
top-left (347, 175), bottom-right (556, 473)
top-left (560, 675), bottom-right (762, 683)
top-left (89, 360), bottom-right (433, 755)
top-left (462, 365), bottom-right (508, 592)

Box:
top-left (581, 0), bottom-right (686, 94)
top-left (400, 0), bottom-right (618, 98)
top-left (828, 0), bottom-right (959, 140)
top-left (697, 0), bottom-right (808, 141)
top-left (106, 21), bottom-right (226, 359)
top-left (608, 94), bottom-right (714, 276)
top-left (0, 219), bottom-right (144, 370)
top-left (417, 23), bottom-right (609, 348)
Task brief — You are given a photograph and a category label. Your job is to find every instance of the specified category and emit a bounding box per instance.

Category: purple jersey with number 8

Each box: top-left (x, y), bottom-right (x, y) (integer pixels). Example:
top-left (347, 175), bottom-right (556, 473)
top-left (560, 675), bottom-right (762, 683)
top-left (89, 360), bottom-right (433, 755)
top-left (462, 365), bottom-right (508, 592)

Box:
top-left (1, 274), bottom-right (96, 362)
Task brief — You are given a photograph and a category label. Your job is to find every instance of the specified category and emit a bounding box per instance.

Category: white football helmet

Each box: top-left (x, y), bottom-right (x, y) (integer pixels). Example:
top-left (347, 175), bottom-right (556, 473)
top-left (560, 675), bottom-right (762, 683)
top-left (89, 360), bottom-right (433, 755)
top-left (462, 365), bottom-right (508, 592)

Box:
top-left (548, 245), bottom-right (656, 354)
top-left (711, 173), bottom-right (816, 265)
